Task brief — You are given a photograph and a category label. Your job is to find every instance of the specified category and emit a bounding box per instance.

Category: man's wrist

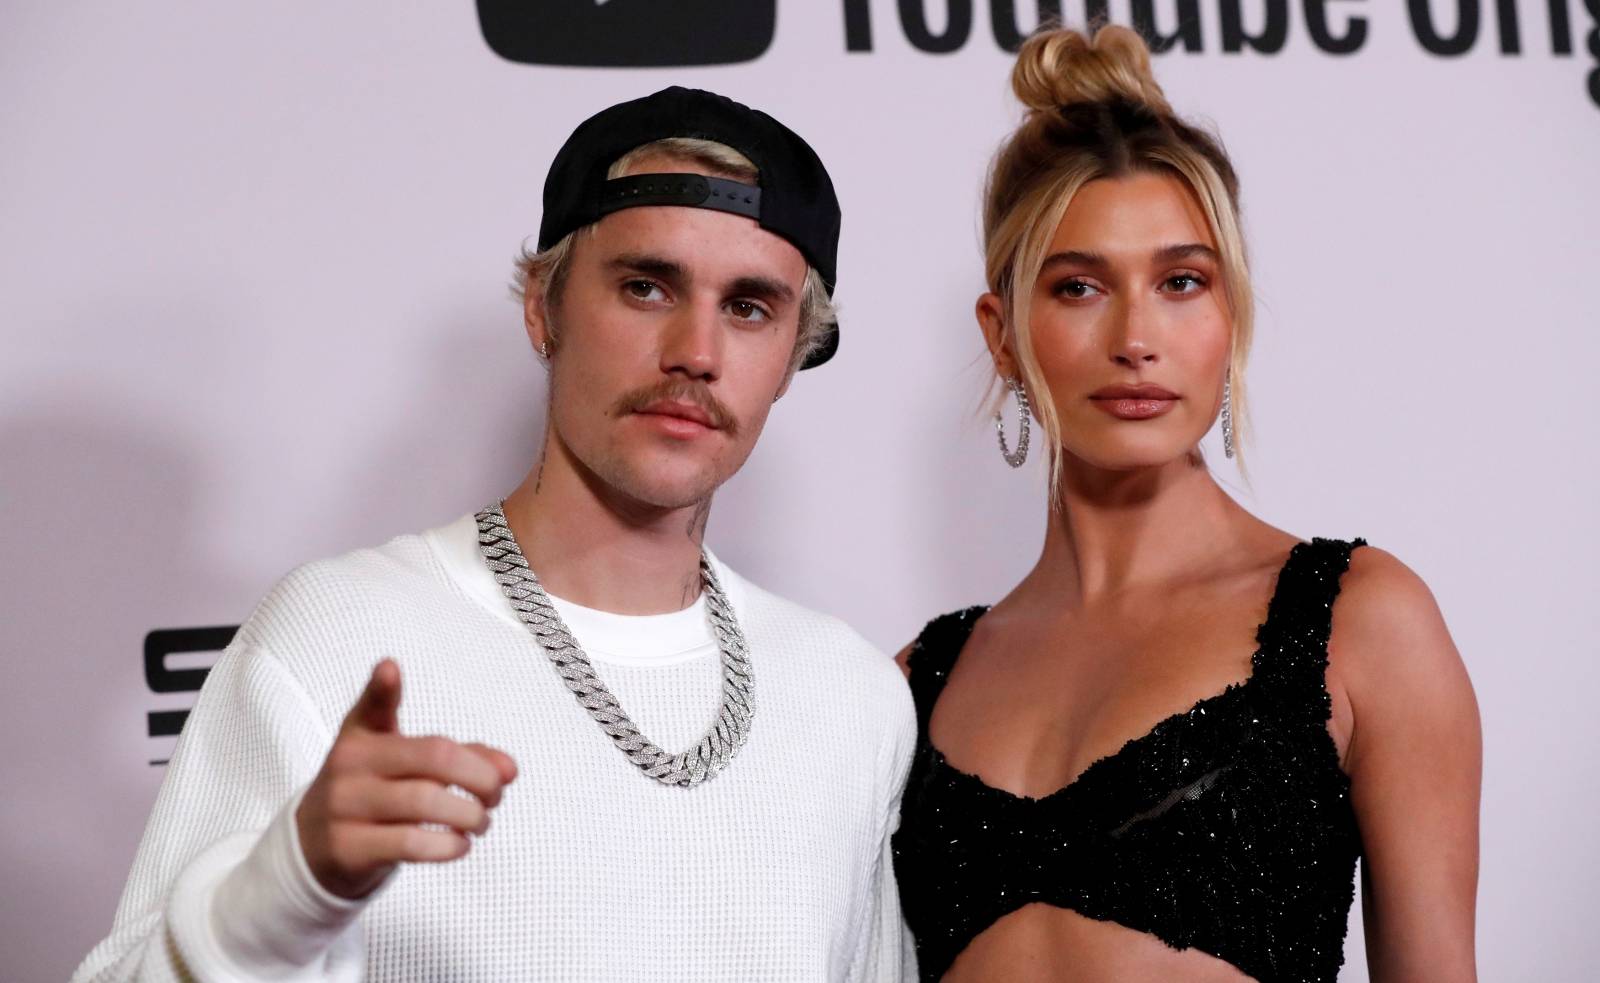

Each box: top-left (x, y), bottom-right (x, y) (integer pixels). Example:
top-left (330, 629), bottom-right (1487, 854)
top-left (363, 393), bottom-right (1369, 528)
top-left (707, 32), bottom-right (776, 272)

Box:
top-left (168, 788), bottom-right (374, 979)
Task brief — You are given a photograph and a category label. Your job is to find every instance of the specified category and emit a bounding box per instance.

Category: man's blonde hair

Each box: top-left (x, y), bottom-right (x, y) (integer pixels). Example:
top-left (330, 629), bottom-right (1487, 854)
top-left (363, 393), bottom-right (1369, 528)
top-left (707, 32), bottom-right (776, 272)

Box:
top-left (514, 137), bottom-right (836, 373)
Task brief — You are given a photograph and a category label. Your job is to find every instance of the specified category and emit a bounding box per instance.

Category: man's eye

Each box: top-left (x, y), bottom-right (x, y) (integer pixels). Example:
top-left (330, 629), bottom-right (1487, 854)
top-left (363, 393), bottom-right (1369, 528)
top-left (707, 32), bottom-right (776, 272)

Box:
top-left (625, 280), bottom-right (665, 302)
top-left (728, 300), bottom-right (769, 322)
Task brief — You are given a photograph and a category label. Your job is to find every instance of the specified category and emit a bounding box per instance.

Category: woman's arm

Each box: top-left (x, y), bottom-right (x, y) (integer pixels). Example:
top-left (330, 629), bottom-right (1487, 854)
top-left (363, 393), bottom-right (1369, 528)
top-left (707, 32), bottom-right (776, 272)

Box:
top-left (1331, 546), bottom-right (1482, 982)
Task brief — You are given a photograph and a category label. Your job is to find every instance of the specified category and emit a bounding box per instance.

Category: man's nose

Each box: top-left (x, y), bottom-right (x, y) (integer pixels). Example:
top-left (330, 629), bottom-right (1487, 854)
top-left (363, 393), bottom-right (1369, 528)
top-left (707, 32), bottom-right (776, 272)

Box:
top-left (659, 299), bottom-right (723, 381)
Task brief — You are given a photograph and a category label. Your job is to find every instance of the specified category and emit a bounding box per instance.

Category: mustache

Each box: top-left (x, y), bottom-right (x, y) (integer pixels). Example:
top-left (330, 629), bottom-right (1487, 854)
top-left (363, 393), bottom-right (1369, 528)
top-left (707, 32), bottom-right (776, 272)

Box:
top-left (610, 379), bottom-right (740, 438)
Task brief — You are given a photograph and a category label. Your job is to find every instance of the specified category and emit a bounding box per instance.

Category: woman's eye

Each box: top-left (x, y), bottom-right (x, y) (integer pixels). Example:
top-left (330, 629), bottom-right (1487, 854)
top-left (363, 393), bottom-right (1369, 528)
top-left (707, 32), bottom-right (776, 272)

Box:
top-left (1162, 273), bottom-right (1206, 294)
top-left (728, 300), bottom-right (769, 323)
top-left (1055, 279), bottom-right (1099, 300)
top-left (625, 280), bottom-right (665, 302)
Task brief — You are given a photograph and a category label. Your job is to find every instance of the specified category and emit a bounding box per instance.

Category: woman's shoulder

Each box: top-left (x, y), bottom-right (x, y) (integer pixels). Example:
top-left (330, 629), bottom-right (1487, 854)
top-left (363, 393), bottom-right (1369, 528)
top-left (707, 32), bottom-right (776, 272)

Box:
top-left (1327, 543), bottom-right (1472, 717)
top-left (1322, 544), bottom-right (1481, 812)
top-left (1333, 543), bottom-right (1445, 649)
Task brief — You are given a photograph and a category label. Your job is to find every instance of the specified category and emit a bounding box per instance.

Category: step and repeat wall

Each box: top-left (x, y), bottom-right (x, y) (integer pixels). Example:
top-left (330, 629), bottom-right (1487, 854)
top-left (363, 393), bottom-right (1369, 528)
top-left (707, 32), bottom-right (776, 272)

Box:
top-left (4, 2), bottom-right (1597, 980)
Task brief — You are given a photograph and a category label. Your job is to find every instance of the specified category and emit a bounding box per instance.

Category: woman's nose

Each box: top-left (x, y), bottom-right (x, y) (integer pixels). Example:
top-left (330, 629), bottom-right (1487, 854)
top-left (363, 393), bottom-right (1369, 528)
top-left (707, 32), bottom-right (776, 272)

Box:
top-left (1109, 302), bottom-right (1160, 367)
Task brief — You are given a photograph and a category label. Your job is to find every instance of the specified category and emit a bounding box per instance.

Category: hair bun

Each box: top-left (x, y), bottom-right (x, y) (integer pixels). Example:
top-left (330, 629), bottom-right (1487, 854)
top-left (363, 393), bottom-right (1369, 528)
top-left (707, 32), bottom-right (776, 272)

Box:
top-left (1011, 24), bottom-right (1172, 117)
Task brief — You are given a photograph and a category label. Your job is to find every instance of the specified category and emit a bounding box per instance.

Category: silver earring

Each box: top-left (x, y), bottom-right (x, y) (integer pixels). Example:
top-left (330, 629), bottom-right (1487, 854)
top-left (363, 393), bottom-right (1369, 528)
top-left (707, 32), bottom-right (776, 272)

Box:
top-left (1221, 374), bottom-right (1235, 459)
top-left (995, 377), bottom-right (1030, 468)
top-left (538, 339), bottom-right (550, 359)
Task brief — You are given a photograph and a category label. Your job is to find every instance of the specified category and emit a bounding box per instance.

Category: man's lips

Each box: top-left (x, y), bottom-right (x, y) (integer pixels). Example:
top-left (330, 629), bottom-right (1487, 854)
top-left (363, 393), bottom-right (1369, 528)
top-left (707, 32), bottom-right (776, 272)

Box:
top-left (633, 399), bottom-right (718, 436)
top-left (635, 399), bottom-right (715, 427)
top-left (1089, 384), bottom-right (1179, 420)
top-left (613, 381), bottom-right (740, 439)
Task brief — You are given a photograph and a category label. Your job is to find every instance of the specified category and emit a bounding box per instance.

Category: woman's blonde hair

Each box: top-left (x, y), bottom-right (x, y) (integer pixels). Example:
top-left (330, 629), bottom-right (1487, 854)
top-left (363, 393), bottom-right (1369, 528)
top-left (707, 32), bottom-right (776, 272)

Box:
top-left (984, 24), bottom-right (1254, 485)
top-left (514, 137), bottom-right (836, 374)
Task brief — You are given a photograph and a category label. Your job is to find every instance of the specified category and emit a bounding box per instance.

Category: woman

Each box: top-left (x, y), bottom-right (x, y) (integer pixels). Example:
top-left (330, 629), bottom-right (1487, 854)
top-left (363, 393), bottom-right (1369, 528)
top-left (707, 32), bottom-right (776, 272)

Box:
top-left (890, 25), bottom-right (1481, 983)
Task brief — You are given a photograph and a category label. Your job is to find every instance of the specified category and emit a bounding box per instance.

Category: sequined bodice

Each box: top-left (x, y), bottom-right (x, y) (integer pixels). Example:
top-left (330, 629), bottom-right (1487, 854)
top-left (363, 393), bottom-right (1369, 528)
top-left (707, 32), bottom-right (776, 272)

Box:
top-left (891, 539), bottom-right (1366, 983)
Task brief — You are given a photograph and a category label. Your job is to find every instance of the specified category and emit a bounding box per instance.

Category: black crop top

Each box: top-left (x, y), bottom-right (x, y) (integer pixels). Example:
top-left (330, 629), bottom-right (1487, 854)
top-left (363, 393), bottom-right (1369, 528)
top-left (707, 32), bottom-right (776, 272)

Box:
top-left (891, 538), bottom-right (1366, 982)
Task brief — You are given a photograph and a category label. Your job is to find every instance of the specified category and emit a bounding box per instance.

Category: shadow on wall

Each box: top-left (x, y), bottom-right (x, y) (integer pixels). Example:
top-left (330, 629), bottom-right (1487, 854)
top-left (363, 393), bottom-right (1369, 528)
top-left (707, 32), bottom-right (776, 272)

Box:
top-left (324, 302), bottom-right (548, 553)
top-left (0, 306), bottom-right (546, 980)
top-left (0, 405), bottom-right (255, 983)
top-left (707, 307), bottom-right (1042, 653)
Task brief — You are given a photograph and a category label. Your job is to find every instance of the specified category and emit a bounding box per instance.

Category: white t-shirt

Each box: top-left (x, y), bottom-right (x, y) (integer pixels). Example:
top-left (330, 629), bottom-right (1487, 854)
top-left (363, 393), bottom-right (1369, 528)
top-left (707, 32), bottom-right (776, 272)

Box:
top-left (74, 514), bottom-right (918, 982)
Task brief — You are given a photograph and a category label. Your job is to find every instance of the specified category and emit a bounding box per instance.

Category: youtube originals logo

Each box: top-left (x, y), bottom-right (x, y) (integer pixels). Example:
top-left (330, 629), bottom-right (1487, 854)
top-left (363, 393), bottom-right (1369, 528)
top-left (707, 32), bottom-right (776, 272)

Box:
top-left (477, 0), bottom-right (776, 68)
top-left (478, 1), bottom-right (1600, 110)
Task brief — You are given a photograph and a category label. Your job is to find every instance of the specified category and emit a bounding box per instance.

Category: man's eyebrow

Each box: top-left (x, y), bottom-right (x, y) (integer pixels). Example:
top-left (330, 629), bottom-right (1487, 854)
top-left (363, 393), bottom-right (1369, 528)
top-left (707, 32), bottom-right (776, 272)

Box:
top-left (604, 254), bottom-right (796, 304)
top-left (728, 275), bottom-right (795, 305)
top-left (605, 253), bottom-right (688, 282)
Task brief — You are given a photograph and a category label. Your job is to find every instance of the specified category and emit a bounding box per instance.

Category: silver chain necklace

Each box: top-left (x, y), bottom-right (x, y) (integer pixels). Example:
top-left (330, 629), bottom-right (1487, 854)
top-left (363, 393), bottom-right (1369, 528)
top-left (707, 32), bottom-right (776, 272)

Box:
top-left (476, 503), bottom-right (755, 788)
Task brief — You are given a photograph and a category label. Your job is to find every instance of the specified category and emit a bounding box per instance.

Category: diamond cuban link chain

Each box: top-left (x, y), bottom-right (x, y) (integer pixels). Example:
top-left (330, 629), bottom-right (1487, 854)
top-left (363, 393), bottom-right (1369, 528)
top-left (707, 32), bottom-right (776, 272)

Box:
top-left (476, 503), bottom-right (755, 788)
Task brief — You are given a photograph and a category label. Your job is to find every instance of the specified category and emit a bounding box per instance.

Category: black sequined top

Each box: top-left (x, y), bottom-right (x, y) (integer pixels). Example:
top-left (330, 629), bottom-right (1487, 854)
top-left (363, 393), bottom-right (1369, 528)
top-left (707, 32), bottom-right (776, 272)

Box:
top-left (891, 538), bottom-right (1367, 983)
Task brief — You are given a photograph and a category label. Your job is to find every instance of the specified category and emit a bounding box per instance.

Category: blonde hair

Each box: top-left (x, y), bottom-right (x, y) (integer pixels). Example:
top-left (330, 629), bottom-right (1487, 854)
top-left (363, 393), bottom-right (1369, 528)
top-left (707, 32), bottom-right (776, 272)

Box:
top-left (514, 137), bottom-right (836, 374)
top-left (984, 24), bottom-right (1254, 486)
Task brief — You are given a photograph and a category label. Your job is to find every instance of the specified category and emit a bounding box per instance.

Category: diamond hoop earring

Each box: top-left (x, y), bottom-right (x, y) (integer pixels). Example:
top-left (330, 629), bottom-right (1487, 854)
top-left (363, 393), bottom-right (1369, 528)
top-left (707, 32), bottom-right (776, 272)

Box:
top-left (1221, 374), bottom-right (1235, 460)
top-left (996, 377), bottom-right (1030, 468)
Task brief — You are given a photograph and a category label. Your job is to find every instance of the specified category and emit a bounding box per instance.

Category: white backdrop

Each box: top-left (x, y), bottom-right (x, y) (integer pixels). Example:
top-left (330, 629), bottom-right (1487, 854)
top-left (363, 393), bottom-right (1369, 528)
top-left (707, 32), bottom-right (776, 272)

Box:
top-left (3, 2), bottom-right (1597, 980)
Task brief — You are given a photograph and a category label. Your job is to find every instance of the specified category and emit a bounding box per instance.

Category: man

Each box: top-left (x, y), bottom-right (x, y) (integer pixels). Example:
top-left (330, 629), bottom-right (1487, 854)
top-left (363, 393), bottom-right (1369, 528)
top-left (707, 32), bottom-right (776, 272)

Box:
top-left (75, 87), bottom-right (916, 982)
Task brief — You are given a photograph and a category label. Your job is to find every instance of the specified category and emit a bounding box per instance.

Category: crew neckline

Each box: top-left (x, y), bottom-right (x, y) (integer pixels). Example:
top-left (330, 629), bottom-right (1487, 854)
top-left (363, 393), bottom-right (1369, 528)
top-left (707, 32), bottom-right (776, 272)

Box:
top-left (425, 513), bottom-right (735, 667)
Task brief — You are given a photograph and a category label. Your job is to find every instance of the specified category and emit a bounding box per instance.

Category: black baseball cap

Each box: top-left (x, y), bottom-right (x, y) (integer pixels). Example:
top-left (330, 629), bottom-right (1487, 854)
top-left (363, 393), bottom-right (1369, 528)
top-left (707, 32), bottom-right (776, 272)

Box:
top-left (538, 86), bottom-right (842, 369)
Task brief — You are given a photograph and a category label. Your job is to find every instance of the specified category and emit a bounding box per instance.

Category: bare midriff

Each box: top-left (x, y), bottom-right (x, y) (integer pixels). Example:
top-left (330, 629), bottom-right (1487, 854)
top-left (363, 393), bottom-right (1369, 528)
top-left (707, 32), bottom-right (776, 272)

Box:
top-left (940, 904), bottom-right (1257, 983)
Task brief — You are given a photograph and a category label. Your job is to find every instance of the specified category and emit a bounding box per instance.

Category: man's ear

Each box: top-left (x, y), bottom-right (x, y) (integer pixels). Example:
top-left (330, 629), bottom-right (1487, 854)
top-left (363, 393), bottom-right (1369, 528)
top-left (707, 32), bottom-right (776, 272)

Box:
top-left (524, 279), bottom-right (552, 356)
top-left (976, 292), bottom-right (1019, 380)
top-left (771, 313), bottom-right (809, 403)
top-left (772, 366), bottom-right (797, 403)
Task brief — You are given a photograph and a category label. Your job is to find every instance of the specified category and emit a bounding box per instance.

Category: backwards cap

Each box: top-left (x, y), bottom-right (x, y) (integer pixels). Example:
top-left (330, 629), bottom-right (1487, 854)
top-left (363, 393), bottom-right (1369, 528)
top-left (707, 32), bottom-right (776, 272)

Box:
top-left (538, 86), bottom-right (842, 369)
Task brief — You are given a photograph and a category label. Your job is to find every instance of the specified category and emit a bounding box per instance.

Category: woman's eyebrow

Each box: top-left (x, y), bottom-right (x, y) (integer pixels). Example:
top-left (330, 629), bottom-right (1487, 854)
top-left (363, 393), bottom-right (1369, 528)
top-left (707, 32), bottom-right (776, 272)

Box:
top-left (1040, 244), bottom-right (1219, 270)
top-left (1152, 243), bottom-right (1219, 264)
top-left (1039, 249), bottom-right (1110, 271)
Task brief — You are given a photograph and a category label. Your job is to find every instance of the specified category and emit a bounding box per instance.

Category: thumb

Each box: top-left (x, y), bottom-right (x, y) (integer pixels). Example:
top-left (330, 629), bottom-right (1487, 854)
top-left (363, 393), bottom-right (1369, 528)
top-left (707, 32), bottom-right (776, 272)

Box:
top-left (343, 658), bottom-right (402, 734)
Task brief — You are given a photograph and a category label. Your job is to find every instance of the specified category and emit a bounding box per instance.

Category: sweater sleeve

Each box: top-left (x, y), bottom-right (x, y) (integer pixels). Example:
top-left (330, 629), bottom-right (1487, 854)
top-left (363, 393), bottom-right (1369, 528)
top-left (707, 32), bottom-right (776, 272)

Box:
top-left (849, 678), bottom-right (920, 983)
top-left (72, 641), bottom-right (371, 982)
top-left (850, 807), bottom-right (918, 983)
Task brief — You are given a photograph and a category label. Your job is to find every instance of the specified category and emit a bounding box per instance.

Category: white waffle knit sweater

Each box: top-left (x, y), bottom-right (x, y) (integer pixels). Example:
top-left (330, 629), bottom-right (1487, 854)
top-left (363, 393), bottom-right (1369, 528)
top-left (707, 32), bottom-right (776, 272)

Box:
top-left (74, 514), bottom-right (918, 982)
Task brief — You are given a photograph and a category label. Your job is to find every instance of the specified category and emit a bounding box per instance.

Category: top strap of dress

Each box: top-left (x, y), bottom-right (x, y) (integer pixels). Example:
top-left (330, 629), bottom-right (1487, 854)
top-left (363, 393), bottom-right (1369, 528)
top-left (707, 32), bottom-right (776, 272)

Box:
top-left (1250, 537), bottom-right (1367, 713)
top-left (906, 606), bottom-right (988, 740)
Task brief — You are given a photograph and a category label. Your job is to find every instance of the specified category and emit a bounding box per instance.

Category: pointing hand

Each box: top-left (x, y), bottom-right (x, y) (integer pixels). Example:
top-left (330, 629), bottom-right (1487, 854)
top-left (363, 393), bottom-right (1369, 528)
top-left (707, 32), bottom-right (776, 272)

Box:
top-left (295, 659), bottom-right (519, 899)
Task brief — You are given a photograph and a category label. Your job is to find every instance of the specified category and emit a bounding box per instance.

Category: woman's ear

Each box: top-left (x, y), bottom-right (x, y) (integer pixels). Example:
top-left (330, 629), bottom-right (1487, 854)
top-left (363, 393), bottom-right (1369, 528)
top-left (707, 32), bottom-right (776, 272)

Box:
top-left (976, 292), bottom-right (1019, 380)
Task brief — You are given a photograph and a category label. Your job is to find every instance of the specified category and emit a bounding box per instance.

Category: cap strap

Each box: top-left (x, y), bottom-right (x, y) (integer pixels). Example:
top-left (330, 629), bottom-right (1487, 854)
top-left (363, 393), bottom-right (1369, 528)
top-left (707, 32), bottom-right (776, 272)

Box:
top-left (597, 173), bottom-right (761, 221)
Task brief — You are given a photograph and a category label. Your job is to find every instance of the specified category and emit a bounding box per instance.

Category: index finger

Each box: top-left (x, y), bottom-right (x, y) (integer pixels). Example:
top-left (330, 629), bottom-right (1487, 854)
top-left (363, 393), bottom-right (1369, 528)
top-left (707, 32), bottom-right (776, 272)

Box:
top-left (342, 659), bottom-right (402, 735)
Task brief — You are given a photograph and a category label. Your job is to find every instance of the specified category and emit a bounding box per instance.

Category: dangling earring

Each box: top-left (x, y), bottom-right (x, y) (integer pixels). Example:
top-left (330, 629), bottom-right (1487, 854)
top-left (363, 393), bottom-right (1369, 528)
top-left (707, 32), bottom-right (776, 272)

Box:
top-left (1221, 373), bottom-right (1235, 460)
top-left (996, 377), bottom-right (1030, 468)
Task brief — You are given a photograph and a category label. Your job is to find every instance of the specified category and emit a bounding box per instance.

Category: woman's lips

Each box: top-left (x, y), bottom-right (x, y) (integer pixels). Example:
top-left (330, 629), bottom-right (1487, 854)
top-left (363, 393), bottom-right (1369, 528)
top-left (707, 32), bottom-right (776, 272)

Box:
top-left (1091, 398), bottom-right (1177, 420)
top-left (1089, 385), bottom-right (1179, 420)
